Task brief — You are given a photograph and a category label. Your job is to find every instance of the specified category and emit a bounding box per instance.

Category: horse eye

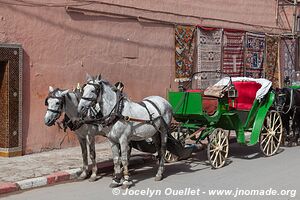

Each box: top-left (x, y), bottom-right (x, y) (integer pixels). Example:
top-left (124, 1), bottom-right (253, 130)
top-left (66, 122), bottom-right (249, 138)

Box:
top-left (56, 102), bottom-right (60, 105)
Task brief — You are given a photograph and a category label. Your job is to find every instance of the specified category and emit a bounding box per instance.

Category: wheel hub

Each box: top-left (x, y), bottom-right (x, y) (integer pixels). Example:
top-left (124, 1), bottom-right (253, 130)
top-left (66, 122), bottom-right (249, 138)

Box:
top-left (268, 130), bottom-right (276, 136)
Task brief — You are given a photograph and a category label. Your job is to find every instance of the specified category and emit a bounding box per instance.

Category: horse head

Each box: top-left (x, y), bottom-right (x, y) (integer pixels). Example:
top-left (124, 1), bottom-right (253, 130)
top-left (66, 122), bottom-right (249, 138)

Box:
top-left (77, 73), bottom-right (102, 117)
top-left (44, 86), bottom-right (69, 126)
top-left (274, 87), bottom-right (291, 112)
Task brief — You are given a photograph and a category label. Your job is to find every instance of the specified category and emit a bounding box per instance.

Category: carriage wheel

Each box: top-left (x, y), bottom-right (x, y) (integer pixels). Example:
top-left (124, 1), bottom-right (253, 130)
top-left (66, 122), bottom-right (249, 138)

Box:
top-left (260, 111), bottom-right (283, 156)
top-left (164, 124), bottom-right (184, 163)
top-left (164, 150), bottom-right (179, 163)
top-left (207, 128), bottom-right (229, 169)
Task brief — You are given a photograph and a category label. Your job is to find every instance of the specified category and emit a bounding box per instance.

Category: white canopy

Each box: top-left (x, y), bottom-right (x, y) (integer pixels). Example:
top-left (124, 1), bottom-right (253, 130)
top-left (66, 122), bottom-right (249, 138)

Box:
top-left (213, 77), bottom-right (272, 100)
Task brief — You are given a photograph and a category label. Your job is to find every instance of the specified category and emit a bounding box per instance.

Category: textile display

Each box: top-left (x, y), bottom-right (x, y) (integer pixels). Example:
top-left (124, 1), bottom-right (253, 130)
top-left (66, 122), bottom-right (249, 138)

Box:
top-left (196, 27), bottom-right (222, 89)
top-left (244, 33), bottom-right (265, 78)
top-left (222, 30), bottom-right (245, 77)
top-left (280, 38), bottom-right (296, 85)
top-left (175, 25), bottom-right (196, 82)
top-left (264, 36), bottom-right (280, 88)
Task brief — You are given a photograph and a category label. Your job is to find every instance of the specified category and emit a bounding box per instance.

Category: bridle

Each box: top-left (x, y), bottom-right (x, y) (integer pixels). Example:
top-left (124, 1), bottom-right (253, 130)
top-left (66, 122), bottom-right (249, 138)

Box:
top-left (45, 90), bottom-right (65, 119)
top-left (81, 82), bottom-right (102, 105)
top-left (81, 81), bottom-right (104, 118)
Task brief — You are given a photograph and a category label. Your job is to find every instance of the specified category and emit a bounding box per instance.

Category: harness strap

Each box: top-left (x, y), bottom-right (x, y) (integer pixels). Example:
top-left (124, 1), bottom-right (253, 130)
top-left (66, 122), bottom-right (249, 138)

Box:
top-left (283, 89), bottom-right (294, 114)
top-left (144, 99), bottom-right (162, 116)
top-left (47, 108), bottom-right (61, 114)
top-left (142, 99), bottom-right (168, 135)
top-left (138, 101), bottom-right (154, 123)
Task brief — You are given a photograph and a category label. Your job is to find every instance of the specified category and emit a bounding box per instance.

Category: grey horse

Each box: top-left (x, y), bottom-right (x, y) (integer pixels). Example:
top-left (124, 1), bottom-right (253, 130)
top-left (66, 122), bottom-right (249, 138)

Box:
top-left (44, 86), bottom-right (106, 181)
top-left (77, 74), bottom-right (173, 188)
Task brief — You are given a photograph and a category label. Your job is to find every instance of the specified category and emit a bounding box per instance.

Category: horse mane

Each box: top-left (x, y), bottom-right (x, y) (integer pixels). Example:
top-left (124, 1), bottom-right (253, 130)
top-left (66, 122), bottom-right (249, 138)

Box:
top-left (47, 88), bottom-right (60, 97)
top-left (48, 88), bottom-right (71, 98)
top-left (98, 79), bottom-right (128, 98)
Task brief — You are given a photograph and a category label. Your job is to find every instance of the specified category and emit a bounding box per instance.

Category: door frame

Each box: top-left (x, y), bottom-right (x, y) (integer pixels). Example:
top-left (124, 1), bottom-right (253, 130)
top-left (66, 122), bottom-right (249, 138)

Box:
top-left (0, 43), bottom-right (22, 157)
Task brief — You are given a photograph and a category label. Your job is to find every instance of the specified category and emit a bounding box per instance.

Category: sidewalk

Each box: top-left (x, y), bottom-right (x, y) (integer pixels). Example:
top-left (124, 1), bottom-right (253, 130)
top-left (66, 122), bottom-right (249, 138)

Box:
top-left (0, 141), bottom-right (153, 195)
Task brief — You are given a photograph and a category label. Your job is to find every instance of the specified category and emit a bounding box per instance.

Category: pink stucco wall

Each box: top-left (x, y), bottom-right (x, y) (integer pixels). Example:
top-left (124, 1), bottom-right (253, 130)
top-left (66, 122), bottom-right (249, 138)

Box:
top-left (0, 0), bottom-right (294, 154)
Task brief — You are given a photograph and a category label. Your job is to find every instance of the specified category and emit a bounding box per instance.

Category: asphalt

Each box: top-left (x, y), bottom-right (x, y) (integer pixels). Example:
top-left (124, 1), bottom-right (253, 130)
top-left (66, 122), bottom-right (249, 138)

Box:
top-left (0, 141), bottom-right (153, 195)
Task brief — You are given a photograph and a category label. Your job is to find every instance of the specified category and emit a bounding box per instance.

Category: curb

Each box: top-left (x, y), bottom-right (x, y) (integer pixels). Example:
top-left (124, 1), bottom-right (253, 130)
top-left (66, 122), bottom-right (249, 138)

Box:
top-left (0, 154), bottom-right (153, 196)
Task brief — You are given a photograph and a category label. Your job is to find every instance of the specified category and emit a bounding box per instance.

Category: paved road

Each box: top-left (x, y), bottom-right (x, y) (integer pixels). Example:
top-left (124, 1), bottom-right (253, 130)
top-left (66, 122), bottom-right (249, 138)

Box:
top-left (2, 144), bottom-right (299, 200)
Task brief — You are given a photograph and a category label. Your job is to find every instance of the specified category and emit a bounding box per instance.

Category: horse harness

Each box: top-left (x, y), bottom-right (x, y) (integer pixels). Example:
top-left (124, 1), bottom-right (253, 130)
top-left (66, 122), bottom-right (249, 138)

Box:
top-left (280, 89), bottom-right (300, 122)
top-left (82, 82), bottom-right (166, 133)
top-left (45, 89), bottom-right (82, 131)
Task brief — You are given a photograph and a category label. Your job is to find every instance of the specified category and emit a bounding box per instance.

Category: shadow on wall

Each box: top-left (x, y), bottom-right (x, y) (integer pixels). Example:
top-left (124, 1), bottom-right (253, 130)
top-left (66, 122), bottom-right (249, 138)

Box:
top-left (5, 5), bottom-right (172, 51)
top-left (22, 50), bottom-right (30, 155)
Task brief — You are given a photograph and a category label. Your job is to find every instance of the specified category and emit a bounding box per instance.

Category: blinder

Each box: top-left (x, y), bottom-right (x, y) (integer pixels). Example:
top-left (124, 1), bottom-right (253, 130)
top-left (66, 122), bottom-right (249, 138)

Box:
top-left (81, 81), bottom-right (102, 103)
top-left (44, 94), bottom-right (65, 113)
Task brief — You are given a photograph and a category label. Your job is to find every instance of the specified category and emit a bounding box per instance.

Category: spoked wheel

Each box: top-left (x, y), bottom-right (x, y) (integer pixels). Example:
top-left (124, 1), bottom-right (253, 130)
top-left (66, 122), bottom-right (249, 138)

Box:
top-left (207, 128), bottom-right (229, 169)
top-left (164, 124), bottom-right (185, 163)
top-left (260, 111), bottom-right (283, 156)
top-left (164, 150), bottom-right (179, 163)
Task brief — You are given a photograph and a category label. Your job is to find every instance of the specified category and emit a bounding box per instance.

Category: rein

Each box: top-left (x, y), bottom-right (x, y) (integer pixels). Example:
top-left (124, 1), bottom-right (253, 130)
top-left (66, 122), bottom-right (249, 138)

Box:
top-left (282, 89), bottom-right (294, 115)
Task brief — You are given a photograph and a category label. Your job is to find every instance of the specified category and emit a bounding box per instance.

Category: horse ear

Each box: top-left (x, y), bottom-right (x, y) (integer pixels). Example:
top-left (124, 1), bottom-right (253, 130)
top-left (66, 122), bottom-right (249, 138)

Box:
top-left (96, 74), bottom-right (101, 81)
top-left (76, 83), bottom-right (81, 90)
top-left (49, 86), bottom-right (54, 92)
top-left (86, 73), bottom-right (93, 82)
top-left (60, 89), bottom-right (69, 96)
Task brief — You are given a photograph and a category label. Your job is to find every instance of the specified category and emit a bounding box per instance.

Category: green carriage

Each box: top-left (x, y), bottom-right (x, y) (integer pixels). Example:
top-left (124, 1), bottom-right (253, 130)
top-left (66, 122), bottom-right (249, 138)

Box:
top-left (167, 72), bottom-right (283, 168)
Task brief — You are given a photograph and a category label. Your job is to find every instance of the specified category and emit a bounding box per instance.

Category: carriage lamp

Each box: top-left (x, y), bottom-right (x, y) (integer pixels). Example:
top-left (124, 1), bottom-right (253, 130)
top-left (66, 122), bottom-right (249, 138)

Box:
top-left (227, 84), bottom-right (238, 98)
top-left (227, 84), bottom-right (238, 108)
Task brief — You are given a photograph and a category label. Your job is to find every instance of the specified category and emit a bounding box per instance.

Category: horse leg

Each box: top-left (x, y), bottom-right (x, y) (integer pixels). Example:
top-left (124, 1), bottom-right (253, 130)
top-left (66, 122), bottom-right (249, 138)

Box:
top-left (295, 115), bottom-right (300, 145)
top-left (87, 135), bottom-right (97, 182)
top-left (120, 139), bottom-right (133, 189)
top-left (109, 141), bottom-right (122, 188)
top-left (127, 142), bottom-right (132, 162)
top-left (291, 115), bottom-right (299, 145)
top-left (155, 125), bottom-right (167, 181)
top-left (77, 136), bottom-right (89, 180)
top-left (283, 115), bottom-right (292, 146)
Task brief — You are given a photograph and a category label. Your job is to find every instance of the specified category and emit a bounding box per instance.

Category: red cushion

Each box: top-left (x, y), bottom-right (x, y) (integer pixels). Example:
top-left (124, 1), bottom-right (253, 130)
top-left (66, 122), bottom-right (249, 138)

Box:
top-left (232, 81), bottom-right (261, 110)
top-left (202, 97), bottom-right (218, 115)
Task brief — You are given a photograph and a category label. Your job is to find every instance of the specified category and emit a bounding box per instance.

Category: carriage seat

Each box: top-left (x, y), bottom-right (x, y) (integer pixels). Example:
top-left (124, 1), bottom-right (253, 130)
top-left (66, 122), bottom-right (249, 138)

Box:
top-left (231, 81), bottom-right (262, 111)
top-left (186, 89), bottom-right (218, 115)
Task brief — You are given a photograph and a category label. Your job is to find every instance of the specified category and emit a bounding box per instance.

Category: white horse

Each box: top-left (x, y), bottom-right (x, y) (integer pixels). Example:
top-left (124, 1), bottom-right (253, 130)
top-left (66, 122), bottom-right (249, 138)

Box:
top-left (77, 74), bottom-right (173, 188)
top-left (44, 86), bottom-right (107, 181)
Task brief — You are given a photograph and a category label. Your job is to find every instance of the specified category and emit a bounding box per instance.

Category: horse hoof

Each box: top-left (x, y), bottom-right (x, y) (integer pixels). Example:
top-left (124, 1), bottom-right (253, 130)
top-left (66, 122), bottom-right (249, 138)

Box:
top-left (121, 180), bottom-right (133, 189)
top-left (89, 174), bottom-right (97, 182)
top-left (121, 184), bottom-right (130, 189)
top-left (78, 172), bottom-right (88, 180)
top-left (109, 180), bottom-right (122, 188)
top-left (155, 175), bottom-right (163, 181)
